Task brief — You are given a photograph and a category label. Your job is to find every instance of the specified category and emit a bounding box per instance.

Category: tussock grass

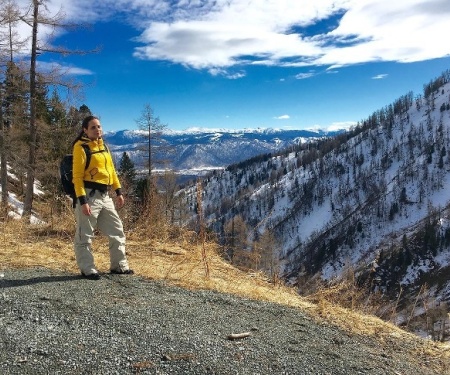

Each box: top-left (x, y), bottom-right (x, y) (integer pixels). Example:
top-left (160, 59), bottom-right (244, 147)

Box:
top-left (1, 216), bottom-right (449, 373)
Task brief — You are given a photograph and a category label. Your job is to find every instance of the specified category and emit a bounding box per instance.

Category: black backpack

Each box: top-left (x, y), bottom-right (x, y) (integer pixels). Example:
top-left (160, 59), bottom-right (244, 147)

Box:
top-left (60, 144), bottom-right (108, 205)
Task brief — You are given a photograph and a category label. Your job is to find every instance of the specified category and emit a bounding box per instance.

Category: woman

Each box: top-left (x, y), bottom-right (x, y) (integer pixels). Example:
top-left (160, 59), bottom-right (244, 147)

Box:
top-left (72, 115), bottom-right (133, 280)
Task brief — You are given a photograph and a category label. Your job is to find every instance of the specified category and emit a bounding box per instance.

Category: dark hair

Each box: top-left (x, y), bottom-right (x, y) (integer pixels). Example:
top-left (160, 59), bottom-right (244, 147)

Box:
top-left (82, 115), bottom-right (98, 130)
top-left (71, 115), bottom-right (99, 147)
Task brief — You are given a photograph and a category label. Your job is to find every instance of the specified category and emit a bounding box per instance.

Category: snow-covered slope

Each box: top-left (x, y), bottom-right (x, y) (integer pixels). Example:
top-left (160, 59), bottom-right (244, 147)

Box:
top-left (182, 71), bottom-right (450, 313)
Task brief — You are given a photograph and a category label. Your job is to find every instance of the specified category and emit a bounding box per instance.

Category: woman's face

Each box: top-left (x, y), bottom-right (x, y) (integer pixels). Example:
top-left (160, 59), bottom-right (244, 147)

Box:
top-left (84, 118), bottom-right (103, 140)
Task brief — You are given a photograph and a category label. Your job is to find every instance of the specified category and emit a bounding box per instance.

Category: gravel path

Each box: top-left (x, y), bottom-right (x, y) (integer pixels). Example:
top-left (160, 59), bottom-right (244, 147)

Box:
top-left (0, 267), bottom-right (447, 375)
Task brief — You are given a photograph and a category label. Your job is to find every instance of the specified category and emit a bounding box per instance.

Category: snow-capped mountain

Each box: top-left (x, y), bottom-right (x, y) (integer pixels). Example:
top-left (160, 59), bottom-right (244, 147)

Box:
top-left (103, 127), bottom-right (343, 178)
top-left (181, 70), bottom-right (450, 330)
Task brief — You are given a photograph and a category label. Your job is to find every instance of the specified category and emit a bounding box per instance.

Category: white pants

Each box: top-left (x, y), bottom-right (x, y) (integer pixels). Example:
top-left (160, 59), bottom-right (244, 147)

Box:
top-left (74, 188), bottom-right (129, 274)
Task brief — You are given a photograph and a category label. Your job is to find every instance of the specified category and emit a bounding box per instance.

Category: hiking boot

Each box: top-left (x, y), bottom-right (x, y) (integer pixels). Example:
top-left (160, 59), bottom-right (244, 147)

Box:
top-left (81, 272), bottom-right (101, 280)
top-left (110, 269), bottom-right (134, 275)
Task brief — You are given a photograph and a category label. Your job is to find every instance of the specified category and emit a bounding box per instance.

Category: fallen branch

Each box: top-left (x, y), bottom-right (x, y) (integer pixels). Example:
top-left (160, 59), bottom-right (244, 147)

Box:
top-left (227, 332), bottom-right (251, 340)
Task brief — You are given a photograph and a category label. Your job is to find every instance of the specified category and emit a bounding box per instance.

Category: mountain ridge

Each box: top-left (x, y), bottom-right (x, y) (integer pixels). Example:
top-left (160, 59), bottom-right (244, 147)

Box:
top-left (179, 70), bottom-right (450, 338)
top-left (103, 127), bottom-right (345, 174)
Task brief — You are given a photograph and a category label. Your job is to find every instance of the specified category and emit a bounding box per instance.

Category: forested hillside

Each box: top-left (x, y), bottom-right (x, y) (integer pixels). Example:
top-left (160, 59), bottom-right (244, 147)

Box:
top-left (182, 70), bottom-right (450, 339)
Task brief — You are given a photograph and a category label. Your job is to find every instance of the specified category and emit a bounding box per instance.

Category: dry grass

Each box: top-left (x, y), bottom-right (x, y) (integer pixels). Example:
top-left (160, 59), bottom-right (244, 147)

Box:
top-left (1, 216), bottom-right (449, 372)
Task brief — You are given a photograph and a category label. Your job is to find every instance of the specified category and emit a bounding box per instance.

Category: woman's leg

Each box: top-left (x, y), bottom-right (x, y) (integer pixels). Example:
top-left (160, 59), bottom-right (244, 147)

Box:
top-left (96, 195), bottom-right (129, 272)
top-left (74, 192), bottom-right (99, 275)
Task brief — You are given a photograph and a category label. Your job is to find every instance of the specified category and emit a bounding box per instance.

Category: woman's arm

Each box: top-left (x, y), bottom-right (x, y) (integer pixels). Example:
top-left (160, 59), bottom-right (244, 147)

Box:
top-left (72, 142), bottom-right (88, 204)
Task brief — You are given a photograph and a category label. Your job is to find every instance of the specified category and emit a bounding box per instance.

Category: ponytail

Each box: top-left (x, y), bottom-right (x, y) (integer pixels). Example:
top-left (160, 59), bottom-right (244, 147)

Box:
top-left (71, 130), bottom-right (85, 148)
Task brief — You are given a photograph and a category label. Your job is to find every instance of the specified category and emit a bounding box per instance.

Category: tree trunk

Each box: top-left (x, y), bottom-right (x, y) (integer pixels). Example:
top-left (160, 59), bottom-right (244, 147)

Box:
top-left (22, 0), bottom-right (39, 218)
top-left (0, 88), bottom-right (8, 219)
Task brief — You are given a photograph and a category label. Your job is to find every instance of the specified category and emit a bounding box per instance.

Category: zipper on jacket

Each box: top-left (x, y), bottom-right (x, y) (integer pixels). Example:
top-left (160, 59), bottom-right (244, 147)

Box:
top-left (102, 151), bottom-right (112, 185)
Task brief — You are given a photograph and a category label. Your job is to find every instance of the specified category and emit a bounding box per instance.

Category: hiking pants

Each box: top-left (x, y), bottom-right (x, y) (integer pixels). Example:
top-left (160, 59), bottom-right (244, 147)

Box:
top-left (74, 188), bottom-right (129, 275)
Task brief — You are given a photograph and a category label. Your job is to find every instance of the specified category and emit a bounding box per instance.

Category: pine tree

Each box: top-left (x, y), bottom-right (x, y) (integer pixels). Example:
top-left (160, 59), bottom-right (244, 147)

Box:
top-left (0, 0), bottom-right (29, 216)
top-left (3, 61), bottom-right (29, 197)
top-left (118, 152), bottom-right (136, 187)
top-left (20, 0), bottom-right (97, 217)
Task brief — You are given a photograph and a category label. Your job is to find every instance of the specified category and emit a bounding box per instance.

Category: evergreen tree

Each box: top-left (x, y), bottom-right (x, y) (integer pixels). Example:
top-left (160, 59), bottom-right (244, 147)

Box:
top-left (118, 152), bottom-right (136, 187)
top-left (66, 104), bottom-right (92, 135)
top-left (0, 0), bottom-right (33, 218)
top-left (3, 61), bottom-right (29, 197)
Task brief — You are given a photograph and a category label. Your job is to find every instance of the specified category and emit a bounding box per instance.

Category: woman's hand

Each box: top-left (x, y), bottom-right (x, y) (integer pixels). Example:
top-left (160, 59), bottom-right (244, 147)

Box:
top-left (116, 195), bottom-right (125, 209)
top-left (81, 203), bottom-right (91, 216)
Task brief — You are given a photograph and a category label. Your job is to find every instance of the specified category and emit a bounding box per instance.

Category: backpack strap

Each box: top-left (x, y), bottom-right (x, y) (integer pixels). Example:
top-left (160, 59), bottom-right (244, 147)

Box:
top-left (80, 143), bottom-right (109, 170)
top-left (81, 144), bottom-right (92, 170)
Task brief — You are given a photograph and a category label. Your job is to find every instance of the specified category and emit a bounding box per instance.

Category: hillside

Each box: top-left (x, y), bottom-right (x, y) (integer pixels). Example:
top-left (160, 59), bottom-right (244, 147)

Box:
top-left (181, 70), bottom-right (450, 337)
top-left (1, 220), bottom-right (449, 374)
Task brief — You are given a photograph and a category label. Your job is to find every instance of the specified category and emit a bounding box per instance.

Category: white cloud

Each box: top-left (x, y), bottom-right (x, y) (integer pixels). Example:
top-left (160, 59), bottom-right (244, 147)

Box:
top-left (208, 67), bottom-right (246, 79)
top-left (37, 61), bottom-right (94, 76)
top-left (316, 0), bottom-right (450, 66)
top-left (306, 121), bottom-right (356, 132)
top-left (32, 1), bottom-right (450, 74)
top-left (226, 72), bottom-right (246, 79)
top-left (327, 121), bottom-right (357, 131)
top-left (295, 72), bottom-right (317, 80)
top-left (372, 74), bottom-right (388, 80)
top-left (274, 115), bottom-right (290, 120)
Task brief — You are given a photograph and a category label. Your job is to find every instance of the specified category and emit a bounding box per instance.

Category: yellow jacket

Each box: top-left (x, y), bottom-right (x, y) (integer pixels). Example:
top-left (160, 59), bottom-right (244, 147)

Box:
top-left (72, 137), bottom-right (121, 203)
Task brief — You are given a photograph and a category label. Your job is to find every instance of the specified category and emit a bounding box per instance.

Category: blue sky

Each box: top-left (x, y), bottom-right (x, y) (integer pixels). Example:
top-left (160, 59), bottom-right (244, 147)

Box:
top-left (18, 0), bottom-right (450, 132)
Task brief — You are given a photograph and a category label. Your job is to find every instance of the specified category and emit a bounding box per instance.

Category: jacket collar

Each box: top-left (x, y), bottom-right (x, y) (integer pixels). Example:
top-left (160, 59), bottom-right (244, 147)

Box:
top-left (80, 136), bottom-right (104, 147)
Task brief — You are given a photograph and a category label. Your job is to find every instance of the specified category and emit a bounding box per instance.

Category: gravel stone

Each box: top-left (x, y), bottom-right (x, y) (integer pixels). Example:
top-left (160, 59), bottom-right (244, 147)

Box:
top-left (0, 267), bottom-right (447, 374)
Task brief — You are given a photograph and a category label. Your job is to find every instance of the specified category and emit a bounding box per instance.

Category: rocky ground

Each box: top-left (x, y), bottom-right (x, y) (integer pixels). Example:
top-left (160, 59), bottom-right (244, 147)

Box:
top-left (1, 267), bottom-right (448, 374)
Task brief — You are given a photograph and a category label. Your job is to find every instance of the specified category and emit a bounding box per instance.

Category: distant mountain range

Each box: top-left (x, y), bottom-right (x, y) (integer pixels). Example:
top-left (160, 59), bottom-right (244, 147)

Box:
top-left (103, 128), bottom-right (345, 179)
